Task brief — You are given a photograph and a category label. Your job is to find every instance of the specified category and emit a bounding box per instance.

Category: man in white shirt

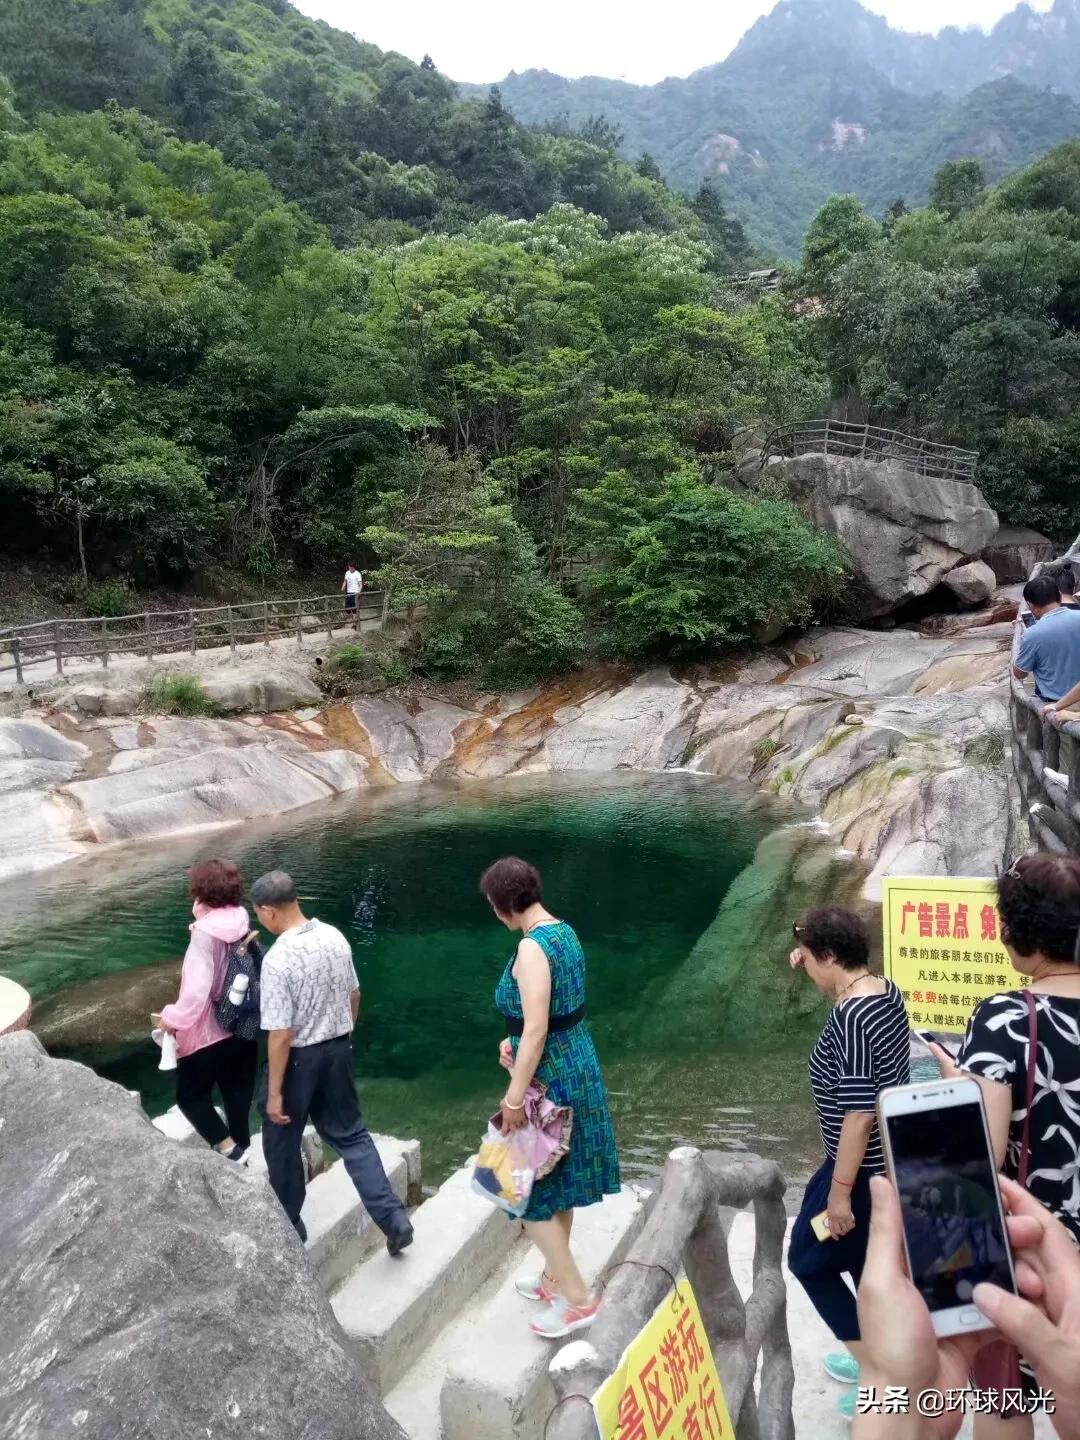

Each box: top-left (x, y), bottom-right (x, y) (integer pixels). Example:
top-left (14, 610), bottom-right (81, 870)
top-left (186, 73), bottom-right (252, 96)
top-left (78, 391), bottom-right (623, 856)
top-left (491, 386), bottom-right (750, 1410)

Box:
top-left (253, 870), bottom-right (413, 1256)
top-left (341, 563), bottom-right (363, 616)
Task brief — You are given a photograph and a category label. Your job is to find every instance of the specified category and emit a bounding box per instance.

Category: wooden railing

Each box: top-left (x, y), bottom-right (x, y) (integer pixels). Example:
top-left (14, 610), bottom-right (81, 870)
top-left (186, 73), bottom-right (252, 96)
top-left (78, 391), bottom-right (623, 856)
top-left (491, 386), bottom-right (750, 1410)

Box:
top-left (0, 592), bottom-right (384, 683)
top-left (761, 420), bottom-right (979, 483)
top-left (1011, 675), bottom-right (1080, 854)
top-left (549, 1148), bottom-right (794, 1440)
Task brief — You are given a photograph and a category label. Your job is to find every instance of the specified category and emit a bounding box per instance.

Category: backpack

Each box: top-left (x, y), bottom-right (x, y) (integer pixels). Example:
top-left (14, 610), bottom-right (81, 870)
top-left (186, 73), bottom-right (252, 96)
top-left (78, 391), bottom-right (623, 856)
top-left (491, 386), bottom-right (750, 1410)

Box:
top-left (214, 931), bottom-right (264, 1042)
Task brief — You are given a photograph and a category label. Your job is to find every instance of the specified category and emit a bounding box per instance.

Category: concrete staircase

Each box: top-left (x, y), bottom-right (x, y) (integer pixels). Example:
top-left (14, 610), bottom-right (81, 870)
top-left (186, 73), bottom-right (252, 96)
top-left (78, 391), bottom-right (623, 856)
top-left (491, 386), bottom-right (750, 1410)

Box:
top-left (152, 1106), bottom-right (647, 1439)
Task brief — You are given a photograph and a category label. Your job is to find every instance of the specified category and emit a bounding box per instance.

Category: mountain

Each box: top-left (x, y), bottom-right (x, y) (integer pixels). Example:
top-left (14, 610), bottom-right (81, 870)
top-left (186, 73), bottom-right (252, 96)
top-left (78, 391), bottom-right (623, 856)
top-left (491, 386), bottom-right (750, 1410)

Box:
top-left (0, 0), bottom-right (735, 253)
top-left (462, 0), bottom-right (1080, 254)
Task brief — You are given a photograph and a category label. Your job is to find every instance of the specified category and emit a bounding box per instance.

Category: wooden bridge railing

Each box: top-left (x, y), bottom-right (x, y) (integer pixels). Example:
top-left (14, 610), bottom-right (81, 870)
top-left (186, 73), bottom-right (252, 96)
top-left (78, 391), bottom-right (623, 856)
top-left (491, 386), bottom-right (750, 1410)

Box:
top-left (0, 592), bottom-right (384, 683)
top-left (1011, 673), bottom-right (1080, 855)
top-left (761, 420), bottom-right (979, 483)
top-left (548, 1147), bottom-right (794, 1440)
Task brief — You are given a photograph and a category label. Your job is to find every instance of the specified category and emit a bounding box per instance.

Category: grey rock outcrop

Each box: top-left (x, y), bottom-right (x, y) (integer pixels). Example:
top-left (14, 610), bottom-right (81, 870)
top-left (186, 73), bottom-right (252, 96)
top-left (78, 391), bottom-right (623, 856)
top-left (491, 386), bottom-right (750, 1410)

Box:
top-left (0, 1030), bottom-right (406, 1440)
top-left (942, 559), bottom-right (997, 607)
top-left (982, 525), bottom-right (1057, 584)
top-left (771, 454), bottom-right (999, 616)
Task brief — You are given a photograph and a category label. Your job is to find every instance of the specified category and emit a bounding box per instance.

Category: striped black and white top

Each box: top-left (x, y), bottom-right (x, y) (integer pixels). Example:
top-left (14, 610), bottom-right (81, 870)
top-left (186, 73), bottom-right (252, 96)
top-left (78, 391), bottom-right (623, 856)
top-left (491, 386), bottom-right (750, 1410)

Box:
top-left (808, 979), bottom-right (911, 1173)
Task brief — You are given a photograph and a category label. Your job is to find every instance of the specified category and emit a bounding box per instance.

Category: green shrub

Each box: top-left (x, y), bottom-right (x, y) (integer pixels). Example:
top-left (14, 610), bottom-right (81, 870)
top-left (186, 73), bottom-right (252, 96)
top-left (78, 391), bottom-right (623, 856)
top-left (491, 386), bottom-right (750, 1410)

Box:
top-left (82, 580), bottom-right (129, 618)
top-left (142, 673), bottom-right (220, 717)
top-left (333, 642), bottom-right (368, 674)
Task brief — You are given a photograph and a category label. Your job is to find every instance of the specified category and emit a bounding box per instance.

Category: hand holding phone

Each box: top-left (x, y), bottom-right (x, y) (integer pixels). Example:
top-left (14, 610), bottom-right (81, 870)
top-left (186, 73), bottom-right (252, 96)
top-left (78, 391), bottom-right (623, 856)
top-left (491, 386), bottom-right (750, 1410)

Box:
top-left (878, 1077), bottom-right (1016, 1338)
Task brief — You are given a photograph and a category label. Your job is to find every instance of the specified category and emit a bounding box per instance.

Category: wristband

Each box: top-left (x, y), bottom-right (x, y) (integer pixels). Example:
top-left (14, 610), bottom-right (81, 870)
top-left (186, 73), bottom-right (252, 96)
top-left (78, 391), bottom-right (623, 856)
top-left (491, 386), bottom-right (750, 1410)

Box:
top-left (503, 1097), bottom-right (525, 1111)
top-left (831, 1176), bottom-right (855, 1189)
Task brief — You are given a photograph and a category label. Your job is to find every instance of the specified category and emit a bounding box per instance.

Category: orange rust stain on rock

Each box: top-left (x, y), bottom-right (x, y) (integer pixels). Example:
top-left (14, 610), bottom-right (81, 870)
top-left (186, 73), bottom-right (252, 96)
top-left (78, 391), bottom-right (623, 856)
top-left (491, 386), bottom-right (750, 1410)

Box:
top-left (449, 666), bottom-right (628, 772)
top-left (319, 704), bottom-right (397, 787)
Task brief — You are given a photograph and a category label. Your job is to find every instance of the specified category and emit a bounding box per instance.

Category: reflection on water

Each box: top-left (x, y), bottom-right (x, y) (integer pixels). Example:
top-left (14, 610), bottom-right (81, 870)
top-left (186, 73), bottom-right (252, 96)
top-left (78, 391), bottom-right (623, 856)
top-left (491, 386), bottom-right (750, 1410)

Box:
top-left (0, 772), bottom-right (833, 1186)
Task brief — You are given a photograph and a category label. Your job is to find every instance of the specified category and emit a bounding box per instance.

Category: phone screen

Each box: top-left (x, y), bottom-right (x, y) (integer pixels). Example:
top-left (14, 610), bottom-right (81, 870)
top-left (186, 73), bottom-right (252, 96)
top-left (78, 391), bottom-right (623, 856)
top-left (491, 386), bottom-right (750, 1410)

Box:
top-left (885, 1099), bottom-right (1013, 1313)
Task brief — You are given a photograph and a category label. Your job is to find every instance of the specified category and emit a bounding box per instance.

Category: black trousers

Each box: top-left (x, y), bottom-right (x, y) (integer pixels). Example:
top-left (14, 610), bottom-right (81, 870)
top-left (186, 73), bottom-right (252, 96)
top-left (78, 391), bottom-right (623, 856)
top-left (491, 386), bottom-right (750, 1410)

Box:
top-left (788, 1159), bottom-right (875, 1343)
top-left (175, 1034), bottom-right (258, 1149)
top-left (259, 1034), bottom-right (407, 1239)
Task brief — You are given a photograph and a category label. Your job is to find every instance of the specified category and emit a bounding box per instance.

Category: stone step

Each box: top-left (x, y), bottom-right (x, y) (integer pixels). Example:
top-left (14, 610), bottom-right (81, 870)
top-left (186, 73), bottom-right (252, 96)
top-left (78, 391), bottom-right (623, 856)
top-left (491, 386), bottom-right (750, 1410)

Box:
top-left (301, 1136), bottom-right (417, 1292)
top-left (440, 1186), bottom-right (647, 1440)
top-left (331, 1162), bottom-right (522, 1397)
top-left (382, 1186), bottom-right (647, 1440)
top-left (383, 1241), bottom-right (527, 1440)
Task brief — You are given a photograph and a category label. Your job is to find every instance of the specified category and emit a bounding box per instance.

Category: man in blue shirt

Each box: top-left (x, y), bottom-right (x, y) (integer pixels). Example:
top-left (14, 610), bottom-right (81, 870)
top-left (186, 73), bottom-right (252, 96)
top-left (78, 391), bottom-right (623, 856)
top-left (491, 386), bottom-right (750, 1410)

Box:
top-left (1014, 573), bottom-right (1080, 701)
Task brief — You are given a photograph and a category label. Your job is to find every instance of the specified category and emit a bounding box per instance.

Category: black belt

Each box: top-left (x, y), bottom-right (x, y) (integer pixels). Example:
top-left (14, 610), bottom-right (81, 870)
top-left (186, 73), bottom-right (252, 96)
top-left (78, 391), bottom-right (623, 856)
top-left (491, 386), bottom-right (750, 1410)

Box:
top-left (501, 1005), bottom-right (585, 1038)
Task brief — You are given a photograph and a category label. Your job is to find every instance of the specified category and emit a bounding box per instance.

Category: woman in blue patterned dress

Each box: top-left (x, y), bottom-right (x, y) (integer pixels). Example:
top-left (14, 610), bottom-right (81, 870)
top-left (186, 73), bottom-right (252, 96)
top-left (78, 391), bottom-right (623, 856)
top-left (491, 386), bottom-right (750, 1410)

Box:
top-left (481, 855), bottom-right (621, 1339)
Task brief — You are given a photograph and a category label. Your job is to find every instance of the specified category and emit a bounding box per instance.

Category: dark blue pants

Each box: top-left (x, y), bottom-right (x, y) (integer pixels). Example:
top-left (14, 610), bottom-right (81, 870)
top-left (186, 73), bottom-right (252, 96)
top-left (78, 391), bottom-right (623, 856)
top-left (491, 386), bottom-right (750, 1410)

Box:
top-left (259, 1034), bottom-right (407, 1240)
top-left (788, 1159), bottom-right (875, 1343)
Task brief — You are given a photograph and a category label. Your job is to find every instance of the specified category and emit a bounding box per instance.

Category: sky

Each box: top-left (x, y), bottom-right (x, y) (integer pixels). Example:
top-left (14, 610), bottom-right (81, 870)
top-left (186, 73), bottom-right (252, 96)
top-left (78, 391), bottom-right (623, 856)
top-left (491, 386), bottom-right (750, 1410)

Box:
top-left (295, 0), bottom-right (1052, 85)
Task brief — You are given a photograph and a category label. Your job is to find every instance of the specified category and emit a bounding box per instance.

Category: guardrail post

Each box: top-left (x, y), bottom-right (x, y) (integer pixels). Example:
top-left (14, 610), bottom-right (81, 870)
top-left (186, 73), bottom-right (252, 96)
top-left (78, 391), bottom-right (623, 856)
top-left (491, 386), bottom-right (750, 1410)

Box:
top-left (189, 610), bottom-right (196, 656)
top-left (326, 598), bottom-right (333, 644)
top-left (228, 605), bottom-right (236, 659)
top-left (295, 598), bottom-right (303, 647)
top-left (143, 612), bottom-right (153, 660)
top-left (263, 600), bottom-right (271, 649)
top-left (100, 617), bottom-right (109, 669)
top-left (12, 636), bottom-right (23, 685)
top-left (54, 621), bottom-right (63, 676)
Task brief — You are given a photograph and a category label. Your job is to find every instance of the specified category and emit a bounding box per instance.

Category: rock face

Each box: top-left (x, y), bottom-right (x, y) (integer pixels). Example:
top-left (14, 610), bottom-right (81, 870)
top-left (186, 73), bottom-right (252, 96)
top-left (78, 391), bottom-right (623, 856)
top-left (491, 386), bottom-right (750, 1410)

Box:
top-left (982, 525), bottom-right (1057, 584)
top-left (0, 711), bottom-right (367, 881)
top-left (0, 1030), bottom-right (406, 1440)
top-left (769, 454), bottom-right (999, 616)
top-left (351, 625), bottom-right (1015, 894)
top-left (0, 625), bottom-right (1015, 892)
top-left (942, 559), bottom-right (997, 607)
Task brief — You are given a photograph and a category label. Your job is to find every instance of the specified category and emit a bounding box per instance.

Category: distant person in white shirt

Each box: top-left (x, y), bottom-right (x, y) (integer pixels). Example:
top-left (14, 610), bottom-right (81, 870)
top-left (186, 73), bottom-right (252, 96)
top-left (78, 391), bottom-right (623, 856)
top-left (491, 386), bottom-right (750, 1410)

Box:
top-left (341, 563), bottom-right (363, 615)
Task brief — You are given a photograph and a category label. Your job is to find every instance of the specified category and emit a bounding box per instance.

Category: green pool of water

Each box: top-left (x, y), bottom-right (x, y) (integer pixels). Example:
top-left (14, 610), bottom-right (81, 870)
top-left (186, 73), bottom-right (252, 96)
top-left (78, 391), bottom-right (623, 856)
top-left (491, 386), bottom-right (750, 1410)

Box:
top-left (0, 772), bottom-right (832, 1185)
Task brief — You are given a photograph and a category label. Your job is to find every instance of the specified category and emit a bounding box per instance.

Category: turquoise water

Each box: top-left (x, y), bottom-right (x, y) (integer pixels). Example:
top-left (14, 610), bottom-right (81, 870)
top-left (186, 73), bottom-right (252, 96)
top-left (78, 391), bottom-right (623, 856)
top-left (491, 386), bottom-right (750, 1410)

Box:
top-left (0, 773), bottom-right (828, 1184)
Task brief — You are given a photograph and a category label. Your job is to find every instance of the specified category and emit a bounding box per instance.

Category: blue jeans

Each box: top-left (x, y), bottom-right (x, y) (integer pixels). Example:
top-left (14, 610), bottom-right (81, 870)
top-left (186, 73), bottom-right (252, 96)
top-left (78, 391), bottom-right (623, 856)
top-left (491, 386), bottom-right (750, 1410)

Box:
top-left (259, 1034), bottom-right (407, 1240)
top-left (788, 1159), bottom-right (875, 1343)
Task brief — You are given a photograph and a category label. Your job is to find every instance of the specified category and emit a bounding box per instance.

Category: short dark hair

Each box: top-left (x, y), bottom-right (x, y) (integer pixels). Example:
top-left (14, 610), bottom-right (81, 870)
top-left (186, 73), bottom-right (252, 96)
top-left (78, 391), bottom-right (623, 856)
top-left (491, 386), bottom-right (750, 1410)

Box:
top-left (1024, 574), bottom-right (1061, 609)
top-left (480, 857), bottom-right (543, 915)
top-left (795, 907), bottom-right (870, 971)
top-left (189, 858), bottom-right (244, 909)
top-left (998, 854), bottom-right (1080, 966)
top-left (1054, 563), bottom-right (1077, 597)
top-left (250, 870), bottom-right (298, 908)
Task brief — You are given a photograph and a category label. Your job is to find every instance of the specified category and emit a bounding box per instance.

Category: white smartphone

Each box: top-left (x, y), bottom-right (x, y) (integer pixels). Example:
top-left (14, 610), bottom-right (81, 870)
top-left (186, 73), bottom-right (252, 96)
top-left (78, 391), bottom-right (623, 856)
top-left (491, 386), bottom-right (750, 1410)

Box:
top-left (878, 1077), bottom-right (1017, 1338)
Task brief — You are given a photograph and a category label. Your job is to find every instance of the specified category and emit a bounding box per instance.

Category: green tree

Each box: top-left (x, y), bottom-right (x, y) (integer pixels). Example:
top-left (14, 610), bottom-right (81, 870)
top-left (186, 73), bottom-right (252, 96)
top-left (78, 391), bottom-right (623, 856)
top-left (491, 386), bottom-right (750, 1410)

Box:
top-left (577, 469), bottom-right (849, 655)
top-left (930, 159), bottom-right (985, 220)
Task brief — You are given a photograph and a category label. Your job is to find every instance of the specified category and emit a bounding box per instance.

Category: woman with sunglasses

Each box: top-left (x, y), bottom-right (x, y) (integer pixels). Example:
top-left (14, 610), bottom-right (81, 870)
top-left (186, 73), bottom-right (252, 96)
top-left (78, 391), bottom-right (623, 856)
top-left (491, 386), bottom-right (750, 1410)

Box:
top-left (930, 854), bottom-right (1080, 1440)
top-left (786, 907), bottom-right (911, 1422)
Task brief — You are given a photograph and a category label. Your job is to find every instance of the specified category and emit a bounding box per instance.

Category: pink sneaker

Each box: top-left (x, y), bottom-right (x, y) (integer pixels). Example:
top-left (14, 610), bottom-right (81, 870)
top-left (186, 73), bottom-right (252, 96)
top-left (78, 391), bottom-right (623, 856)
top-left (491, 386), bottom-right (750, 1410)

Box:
top-left (514, 1272), bottom-right (558, 1303)
top-left (529, 1296), bottom-right (600, 1339)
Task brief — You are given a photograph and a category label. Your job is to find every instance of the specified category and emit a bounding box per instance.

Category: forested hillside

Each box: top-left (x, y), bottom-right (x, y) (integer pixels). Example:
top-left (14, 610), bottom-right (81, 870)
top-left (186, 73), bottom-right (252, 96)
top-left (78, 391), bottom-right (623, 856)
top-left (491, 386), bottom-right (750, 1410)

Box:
top-left (2, 2), bottom-right (1080, 691)
top-left (468, 0), bottom-right (1080, 255)
top-left (0, 0), bottom-right (744, 255)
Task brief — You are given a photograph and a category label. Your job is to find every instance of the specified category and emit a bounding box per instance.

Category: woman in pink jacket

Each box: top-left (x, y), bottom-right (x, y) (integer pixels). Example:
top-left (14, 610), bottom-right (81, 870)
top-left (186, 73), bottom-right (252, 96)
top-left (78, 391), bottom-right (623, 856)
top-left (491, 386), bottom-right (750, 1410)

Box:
top-left (152, 858), bottom-right (258, 1161)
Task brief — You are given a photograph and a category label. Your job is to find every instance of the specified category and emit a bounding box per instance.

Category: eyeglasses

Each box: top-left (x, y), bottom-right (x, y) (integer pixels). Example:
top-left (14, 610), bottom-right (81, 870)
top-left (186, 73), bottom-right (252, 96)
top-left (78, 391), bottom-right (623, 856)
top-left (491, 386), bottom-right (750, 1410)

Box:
top-left (792, 922), bottom-right (803, 939)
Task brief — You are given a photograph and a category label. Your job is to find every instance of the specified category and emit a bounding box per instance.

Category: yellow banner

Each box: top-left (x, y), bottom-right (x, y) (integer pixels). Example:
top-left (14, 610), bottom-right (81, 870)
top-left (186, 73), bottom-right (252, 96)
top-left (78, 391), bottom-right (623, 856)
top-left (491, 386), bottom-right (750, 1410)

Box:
top-left (882, 875), bottom-right (1026, 1036)
top-left (593, 1280), bottom-right (734, 1440)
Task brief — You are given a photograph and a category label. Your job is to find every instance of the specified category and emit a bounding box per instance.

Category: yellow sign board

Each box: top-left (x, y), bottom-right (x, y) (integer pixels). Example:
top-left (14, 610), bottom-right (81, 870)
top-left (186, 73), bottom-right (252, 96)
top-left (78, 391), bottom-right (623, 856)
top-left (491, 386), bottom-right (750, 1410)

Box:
top-left (882, 875), bottom-right (1026, 1036)
top-left (593, 1280), bottom-right (734, 1440)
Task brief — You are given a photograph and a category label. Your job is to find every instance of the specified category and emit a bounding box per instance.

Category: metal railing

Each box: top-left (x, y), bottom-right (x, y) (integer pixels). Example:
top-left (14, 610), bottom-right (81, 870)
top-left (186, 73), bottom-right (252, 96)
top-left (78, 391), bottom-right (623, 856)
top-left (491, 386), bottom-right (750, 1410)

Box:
top-left (549, 1147), bottom-right (794, 1440)
top-left (0, 592), bottom-right (384, 683)
top-left (761, 420), bottom-right (979, 483)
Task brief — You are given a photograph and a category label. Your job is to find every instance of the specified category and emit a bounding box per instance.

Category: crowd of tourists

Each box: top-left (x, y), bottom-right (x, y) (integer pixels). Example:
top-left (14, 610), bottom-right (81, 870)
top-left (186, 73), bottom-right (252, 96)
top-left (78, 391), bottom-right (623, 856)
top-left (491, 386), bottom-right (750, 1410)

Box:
top-left (155, 846), bottom-right (1080, 1429)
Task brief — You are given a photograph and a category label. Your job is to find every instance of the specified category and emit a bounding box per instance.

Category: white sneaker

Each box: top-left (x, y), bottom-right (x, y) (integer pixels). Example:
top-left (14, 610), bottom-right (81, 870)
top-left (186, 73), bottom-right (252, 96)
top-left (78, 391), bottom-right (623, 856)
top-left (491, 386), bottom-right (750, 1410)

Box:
top-left (514, 1272), bottom-right (557, 1302)
top-left (529, 1295), bottom-right (600, 1339)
